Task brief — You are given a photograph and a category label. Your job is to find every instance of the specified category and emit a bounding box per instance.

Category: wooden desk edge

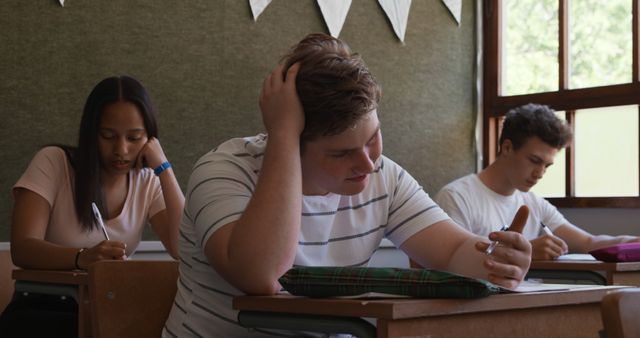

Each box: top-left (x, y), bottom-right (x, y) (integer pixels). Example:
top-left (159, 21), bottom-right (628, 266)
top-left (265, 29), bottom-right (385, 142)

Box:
top-left (233, 286), bottom-right (629, 320)
top-left (531, 260), bottom-right (640, 271)
top-left (12, 268), bottom-right (89, 285)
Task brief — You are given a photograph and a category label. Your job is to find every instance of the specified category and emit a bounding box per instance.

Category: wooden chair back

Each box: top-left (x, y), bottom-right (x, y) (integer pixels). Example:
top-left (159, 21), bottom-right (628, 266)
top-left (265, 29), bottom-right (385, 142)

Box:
top-left (88, 260), bottom-right (178, 338)
top-left (601, 288), bottom-right (640, 338)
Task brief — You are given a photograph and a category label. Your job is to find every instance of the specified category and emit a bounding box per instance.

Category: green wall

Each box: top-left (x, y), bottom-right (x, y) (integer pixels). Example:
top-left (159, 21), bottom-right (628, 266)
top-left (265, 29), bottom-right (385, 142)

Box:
top-left (0, 0), bottom-right (476, 241)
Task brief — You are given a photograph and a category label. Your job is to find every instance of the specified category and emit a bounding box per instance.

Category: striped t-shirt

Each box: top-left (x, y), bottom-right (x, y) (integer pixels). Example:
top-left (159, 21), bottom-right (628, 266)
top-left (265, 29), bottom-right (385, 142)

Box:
top-left (163, 134), bottom-right (449, 337)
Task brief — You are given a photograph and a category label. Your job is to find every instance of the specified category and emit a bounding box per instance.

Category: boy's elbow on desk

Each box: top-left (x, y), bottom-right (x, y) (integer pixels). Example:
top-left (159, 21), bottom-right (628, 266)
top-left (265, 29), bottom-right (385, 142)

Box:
top-left (236, 278), bottom-right (282, 296)
top-left (209, 256), bottom-right (283, 295)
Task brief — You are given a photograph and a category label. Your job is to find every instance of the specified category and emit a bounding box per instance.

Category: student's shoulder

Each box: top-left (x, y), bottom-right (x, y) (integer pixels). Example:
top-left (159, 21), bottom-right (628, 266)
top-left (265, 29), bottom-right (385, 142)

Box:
top-left (29, 146), bottom-right (69, 167)
top-left (377, 154), bottom-right (420, 177)
top-left (439, 174), bottom-right (477, 194)
top-left (191, 134), bottom-right (267, 174)
top-left (36, 145), bottom-right (66, 158)
top-left (373, 155), bottom-right (415, 188)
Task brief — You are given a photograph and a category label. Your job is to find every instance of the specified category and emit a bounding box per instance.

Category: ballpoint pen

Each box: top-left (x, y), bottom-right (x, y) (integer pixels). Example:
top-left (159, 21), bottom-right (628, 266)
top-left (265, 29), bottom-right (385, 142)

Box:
top-left (541, 222), bottom-right (568, 256)
top-left (91, 202), bottom-right (110, 240)
top-left (485, 225), bottom-right (509, 255)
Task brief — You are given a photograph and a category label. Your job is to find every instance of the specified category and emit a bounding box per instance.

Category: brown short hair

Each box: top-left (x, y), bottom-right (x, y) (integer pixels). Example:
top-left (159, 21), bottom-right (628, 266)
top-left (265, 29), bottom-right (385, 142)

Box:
top-left (499, 103), bottom-right (573, 152)
top-left (282, 33), bottom-right (382, 145)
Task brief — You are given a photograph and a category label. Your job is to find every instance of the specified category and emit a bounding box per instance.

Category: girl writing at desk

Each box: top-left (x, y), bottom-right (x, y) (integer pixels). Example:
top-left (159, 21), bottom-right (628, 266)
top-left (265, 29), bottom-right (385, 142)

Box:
top-left (0, 75), bottom-right (185, 337)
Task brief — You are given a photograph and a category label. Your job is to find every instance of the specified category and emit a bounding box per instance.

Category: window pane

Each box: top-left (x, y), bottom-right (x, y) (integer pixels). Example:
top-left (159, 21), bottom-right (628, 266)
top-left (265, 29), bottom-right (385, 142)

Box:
top-left (569, 0), bottom-right (632, 89)
top-left (502, 0), bottom-right (558, 96)
top-left (531, 112), bottom-right (566, 197)
top-left (575, 106), bottom-right (638, 197)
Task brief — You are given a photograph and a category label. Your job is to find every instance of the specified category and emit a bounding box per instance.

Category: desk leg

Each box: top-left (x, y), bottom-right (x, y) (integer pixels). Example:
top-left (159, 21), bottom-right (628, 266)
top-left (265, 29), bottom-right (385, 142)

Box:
top-left (78, 285), bottom-right (91, 338)
top-left (376, 303), bottom-right (601, 338)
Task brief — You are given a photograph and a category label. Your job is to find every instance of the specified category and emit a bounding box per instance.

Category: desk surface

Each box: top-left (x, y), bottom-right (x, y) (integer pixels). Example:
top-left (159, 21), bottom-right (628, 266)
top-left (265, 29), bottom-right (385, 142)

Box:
top-left (530, 260), bottom-right (640, 286)
top-left (234, 285), bottom-right (625, 320)
top-left (531, 260), bottom-right (640, 272)
top-left (12, 269), bottom-right (88, 285)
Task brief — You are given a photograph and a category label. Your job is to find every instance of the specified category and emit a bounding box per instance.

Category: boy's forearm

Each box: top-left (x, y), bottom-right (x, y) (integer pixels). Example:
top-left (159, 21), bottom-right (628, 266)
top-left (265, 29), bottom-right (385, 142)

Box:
top-left (226, 134), bottom-right (303, 288)
top-left (446, 236), bottom-right (490, 280)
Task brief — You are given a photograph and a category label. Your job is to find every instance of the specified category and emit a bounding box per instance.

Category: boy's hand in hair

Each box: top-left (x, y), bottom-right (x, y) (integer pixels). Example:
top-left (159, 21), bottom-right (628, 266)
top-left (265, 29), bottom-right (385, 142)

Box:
top-left (259, 63), bottom-right (305, 140)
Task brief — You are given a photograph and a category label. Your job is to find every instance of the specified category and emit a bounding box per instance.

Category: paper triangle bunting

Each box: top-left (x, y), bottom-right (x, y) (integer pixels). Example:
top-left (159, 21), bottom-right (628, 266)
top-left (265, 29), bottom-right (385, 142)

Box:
top-left (317, 0), bottom-right (352, 38)
top-left (249, 0), bottom-right (273, 21)
top-left (442, 0), bottom-right (462, 26)
top-left (378, 0), bottom-right (412, 42)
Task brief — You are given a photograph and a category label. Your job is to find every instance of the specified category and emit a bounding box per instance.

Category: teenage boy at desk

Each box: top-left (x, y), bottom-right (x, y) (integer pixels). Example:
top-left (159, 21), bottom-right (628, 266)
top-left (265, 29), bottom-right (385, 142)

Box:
top-left (163, 33), bottom-right (532, 337)
top-left (435, 103), bottom-right (640, 261)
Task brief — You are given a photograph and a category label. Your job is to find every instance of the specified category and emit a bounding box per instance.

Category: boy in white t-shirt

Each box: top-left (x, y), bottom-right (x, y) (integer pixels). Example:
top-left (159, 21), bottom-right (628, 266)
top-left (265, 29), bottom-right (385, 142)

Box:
top-left (436, 103), bottom-right (640, 260)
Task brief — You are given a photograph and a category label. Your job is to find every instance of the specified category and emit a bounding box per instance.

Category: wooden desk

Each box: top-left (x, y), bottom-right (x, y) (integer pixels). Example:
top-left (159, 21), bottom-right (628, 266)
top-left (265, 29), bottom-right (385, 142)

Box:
top-left (12, 260), bottom-right (178, 338)
top-left (530, 260), bottom-right (640, 286)
top-left (234, 285), bottom-right (627, 338)
top-left (12, 269), bottom-right (90, 337)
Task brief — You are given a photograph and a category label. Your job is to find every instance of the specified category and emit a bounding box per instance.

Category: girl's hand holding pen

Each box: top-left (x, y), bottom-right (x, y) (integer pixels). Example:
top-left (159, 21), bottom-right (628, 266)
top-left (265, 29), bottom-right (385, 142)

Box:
top-left (75, 241), bottom-right (127, 270)
top-left (476, 205), bottom-right (532, 289)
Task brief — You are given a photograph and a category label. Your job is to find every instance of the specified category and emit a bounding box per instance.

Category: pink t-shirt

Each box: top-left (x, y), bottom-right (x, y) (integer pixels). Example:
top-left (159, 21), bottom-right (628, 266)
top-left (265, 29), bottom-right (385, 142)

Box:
top-left (13, 146), bottom-right (166, 256)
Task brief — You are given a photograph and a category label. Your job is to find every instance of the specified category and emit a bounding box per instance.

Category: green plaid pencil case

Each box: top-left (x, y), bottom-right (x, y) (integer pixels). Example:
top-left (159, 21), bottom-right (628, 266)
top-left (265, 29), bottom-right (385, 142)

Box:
top-left (278, 266), bottom-right (500, 299)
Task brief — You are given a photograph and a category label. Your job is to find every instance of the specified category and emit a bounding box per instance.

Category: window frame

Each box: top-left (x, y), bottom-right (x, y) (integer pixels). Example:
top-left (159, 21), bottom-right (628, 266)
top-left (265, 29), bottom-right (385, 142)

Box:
top-left (482, 0), bottom-right (640, 208)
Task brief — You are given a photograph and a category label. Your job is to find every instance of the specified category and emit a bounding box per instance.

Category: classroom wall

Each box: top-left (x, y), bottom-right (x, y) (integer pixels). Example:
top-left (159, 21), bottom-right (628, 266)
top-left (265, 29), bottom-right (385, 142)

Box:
top-left (0, 0), bottom-right (477, 241)
top-left (560, 208), bottom-right (640, 236)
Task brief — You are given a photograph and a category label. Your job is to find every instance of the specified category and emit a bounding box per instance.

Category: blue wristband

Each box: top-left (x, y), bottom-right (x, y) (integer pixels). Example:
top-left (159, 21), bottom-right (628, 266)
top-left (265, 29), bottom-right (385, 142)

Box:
top-left (154, 161), bottom-right (171, 176)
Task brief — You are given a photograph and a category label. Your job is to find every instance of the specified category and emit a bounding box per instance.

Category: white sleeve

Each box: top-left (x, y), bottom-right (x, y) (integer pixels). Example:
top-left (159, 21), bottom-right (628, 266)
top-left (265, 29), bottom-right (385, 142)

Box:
top-left (536, 194), bottom-right (570, 231)
top-left (384, 159), bottom-right (449, 246)
top-left (434, 186), bottom-right (473, 231)
top-left (187, 152), bottom-right (254, 248)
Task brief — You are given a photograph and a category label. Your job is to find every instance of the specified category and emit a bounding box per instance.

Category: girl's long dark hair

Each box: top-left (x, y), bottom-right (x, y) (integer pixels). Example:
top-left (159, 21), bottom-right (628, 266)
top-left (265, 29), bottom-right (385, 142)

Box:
top-left (65, 76), bottom-right (159, 231)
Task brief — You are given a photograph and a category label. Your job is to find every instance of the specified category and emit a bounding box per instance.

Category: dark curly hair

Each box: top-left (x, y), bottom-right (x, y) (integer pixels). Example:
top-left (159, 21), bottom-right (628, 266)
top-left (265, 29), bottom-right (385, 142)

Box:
top-left (499, 103), bottom-right (573, 152)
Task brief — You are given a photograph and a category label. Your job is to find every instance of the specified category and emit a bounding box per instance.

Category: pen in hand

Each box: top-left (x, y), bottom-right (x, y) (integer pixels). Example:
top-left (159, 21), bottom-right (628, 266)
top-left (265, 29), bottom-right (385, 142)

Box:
top-left (485, 205), bottom-right (529, 255)
top-left (91, 202), bottom-right (110, 240)
top-left (485, 225), bottom-right (508, 255)
top-left (541, 222), bottom-right (568, 255)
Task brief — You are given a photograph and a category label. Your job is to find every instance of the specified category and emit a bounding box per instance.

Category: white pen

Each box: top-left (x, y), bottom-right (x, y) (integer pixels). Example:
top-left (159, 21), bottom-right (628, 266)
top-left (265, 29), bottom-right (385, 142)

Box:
top-left (541, 222), bottom-right (554, 236)
top-left (485, 225), bottom-right (509, 255)
top-left (541, 222), bottom-right (569, 256)
top-left (91, 202), bottom-right (110, 240)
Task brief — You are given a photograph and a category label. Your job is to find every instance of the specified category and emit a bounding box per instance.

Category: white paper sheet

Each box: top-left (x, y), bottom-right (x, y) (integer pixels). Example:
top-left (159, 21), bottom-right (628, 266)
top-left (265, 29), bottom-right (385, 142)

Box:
top-left (506, 280), bottom-right (575, 293)
top-left (556, 253), bottom-right (597, 261)
top-left (249, 0), bottom-right (273, 21)
top-left (378, 0), bottom-right (412, 42)
top-left (317, 0), bottom-right (352, 38)
top-left (442, 0), bottom-right (462, 26)
top-left (59, 0), bottom-right (65, 7)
